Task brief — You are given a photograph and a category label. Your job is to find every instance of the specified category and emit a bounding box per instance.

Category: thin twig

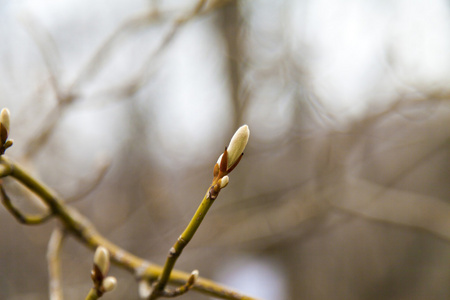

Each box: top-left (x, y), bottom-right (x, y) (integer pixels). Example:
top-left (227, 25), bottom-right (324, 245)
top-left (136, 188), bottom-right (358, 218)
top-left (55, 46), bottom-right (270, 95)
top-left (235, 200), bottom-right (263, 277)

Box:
top-left (66, 159), bottom-right (111, 203)
top-left (100, 0), bottom-right (235, 100)
top-left (69, 10), bottom-right (160, 91)
top-left (21, 0), bottom-right (233, 159)
top-left (85, 288), bottom-right (100, 300)
top-left (149, 125), bottom-right (249, 299)
top-left (149, 189), bottom-right (214, 299)
top-left (0, 156), bottom-right (256, 300)
top-left (47, 227), bottom-right (66, 300)
top-left (22, 101), bottom-right (75, 160)
top-left (159, 272), bottom-right (197, 298)
top-left (0, 182), bottom-right (53, 225)
top-left (20, 14), bottom-right (63, 100)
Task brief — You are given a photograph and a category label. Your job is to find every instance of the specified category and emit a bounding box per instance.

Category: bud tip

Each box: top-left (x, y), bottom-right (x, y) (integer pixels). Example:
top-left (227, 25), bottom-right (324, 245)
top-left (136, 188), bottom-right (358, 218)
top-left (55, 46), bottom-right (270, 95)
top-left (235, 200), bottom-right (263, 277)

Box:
top-left (93, 246), bottom-right (110, 276)
top-left (188, 269), bottom-right (199, 286)
top-left (226, 125), bottom-right (250, 169)
top-left (219, 176), bottom-right (229, 189)
top-left (102, 276), bottom-right (117, 292)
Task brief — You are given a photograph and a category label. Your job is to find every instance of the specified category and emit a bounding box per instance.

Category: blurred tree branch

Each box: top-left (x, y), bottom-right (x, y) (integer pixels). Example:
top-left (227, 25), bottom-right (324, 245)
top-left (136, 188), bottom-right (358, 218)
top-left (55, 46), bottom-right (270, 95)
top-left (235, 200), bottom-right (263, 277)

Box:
top-left (330, 176), bottom-right (450, 243)
top-left (47, 227), bottom-right (65, 300)
top-left (21, 0), bottom-right (237, 160)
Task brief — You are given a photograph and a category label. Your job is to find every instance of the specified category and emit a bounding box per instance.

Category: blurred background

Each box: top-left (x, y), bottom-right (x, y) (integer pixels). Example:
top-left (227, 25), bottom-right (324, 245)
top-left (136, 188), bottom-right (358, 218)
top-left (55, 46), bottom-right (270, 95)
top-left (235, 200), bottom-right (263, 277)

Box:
top-left (0, 0), bottom-right (449, 299)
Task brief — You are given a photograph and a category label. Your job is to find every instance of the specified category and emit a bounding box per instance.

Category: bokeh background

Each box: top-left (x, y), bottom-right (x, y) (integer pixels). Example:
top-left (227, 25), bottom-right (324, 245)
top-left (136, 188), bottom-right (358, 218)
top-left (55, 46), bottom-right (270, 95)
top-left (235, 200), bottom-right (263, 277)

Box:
top-left (0, 0), bottom-right (450, 299)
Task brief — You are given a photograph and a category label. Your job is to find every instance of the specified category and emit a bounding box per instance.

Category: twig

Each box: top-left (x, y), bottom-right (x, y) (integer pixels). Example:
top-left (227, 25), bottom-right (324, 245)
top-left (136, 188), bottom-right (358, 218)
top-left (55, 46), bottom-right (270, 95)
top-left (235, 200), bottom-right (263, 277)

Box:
top-left (158, 270), bottom-right (198, 298)
top-left (0, 162), bottom-right (12, 177)
top-left (66, 158), bottom-right (111, 203)
top-left (85, 288), bottom-right (100, 300)
top-left (47, 227), bottom-right (66, 300)
top-left (20, 14), bottom-right (63, 100)
top-left (69, 10), bottom-right (160, 91)
top-left (149, 125), bottom-right (249, 299)
top-left (100, 0), bottom-right (235, 100)
top-left (23, 103), bottom-right (73, 159)
top-left (21, 0), bottom-right (234, 159)
top-left (19, 15), bottom-right (76, 159)
top-left (0, 182), bottom-right (53, 225)
top-left (0, 156), bottom-right (257, 300)
top-left (149, 189), bottom-right (215, 299)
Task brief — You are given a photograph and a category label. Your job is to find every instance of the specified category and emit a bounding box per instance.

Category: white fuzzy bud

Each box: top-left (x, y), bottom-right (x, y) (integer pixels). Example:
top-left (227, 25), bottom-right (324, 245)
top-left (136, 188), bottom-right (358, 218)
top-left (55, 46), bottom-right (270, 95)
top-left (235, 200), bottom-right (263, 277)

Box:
top-left (219, 176), bottom-right (229, 189)
top-left (93, 246), bottom-right (110, 276)
top-left (226, 125), bottom-right (249, 168)
top-left (102, 276), bottom-right (117, 292)
top-left (1, 108), bottom-right (10, 145)
top-left (138, 280), bottom-right (152, 298)
top-left (216, 153), bottom-right (223, 166)
top-left (1, 108), bottom-right (10, 134)
top-left (217, 125), bottom-right (250, 170)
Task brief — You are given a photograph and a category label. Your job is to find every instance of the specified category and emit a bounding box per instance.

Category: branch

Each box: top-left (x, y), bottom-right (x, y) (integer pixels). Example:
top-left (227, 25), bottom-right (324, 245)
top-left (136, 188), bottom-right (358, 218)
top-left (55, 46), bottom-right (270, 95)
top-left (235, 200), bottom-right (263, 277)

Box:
top-left (329, 176), bottom-right (450, 243)
top-left (21, 0), bottom-right (236, 158)
top-left (87, 246), bottom-right (117, 299)
top-left (47, 227), bottom-right (66, 300)
top-left (158, 270), bottom-right (198, 298)
top-left (0, 182), bottom-right (53, 225)
top-left (0, 156), bottom-right (257, 300)
top-left (149, 189), bottom-right (215, 299)
top-left (149, 125), bottom-right (249, 299)
top-left (69, 9), bottom-right (160, 91)
top-left (94, 0), bottom-right (236, 100)
top-left (21, 14), bottom-right (63, 100)
top-left (66, 157), bottom-right (111, 203)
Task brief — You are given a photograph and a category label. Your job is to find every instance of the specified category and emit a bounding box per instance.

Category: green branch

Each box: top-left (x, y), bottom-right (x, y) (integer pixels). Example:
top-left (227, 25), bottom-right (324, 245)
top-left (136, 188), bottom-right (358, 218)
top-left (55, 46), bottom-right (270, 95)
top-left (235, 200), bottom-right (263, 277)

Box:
top-left (0, 156), bottom-right (257, 300)
top-left (149, 125), bottom-right (250, 299)
top-left (149, 190), bottom-right (214, 299)
top-left (0, 184), bottom-right (53, 224)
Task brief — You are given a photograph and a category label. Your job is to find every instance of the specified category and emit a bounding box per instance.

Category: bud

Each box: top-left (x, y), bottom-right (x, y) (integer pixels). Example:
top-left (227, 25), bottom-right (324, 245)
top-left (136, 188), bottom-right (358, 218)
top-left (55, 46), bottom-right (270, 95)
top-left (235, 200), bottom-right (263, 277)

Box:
top-left (4, 140), bottom-right (13, 149)
top-left (102, 276), bottom-right (117, 292)
top-left (138, 280), bottom-right (152, 299)
top-left (219, 176), bottom-right (229, 189)
top-left (1, 108), bottom-right (10, 133)
top-left (187, 270), bottom-right (199, 286)
top-left (216, 153), bottom-right (223, 166)
top-left (217, 125), bottom-right (250, 172)
top-left (226, 125), bottom-right (249, 169)
top-left (93, 246), bottom-right (110, 276)
top-left (0, 108), bottom-right (10, 144)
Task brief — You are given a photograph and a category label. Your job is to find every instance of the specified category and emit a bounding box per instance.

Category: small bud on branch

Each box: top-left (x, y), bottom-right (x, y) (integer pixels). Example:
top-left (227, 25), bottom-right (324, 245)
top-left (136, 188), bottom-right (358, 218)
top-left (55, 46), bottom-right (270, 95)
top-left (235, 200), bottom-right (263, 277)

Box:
top-left (0, 108), bottom-right (12, 152)
top-left (188, 270), bottom-right (199, 286)
top-left (219, 176), bottom-right (229, 189)
top-left (210, 125), bottom-right (250, 199)
top-left (93, 246), bottom-right (110, 277)
top-left (1, 108), bottom-right (10, 136)
top-left (225, 125), bottom-right (249, 170)
top-left (102, 276), bottom-right (117, 292)
top-left (139, 280), bottom-right (152, 299)
top-left (214, 125), bottom-right (250, 177)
